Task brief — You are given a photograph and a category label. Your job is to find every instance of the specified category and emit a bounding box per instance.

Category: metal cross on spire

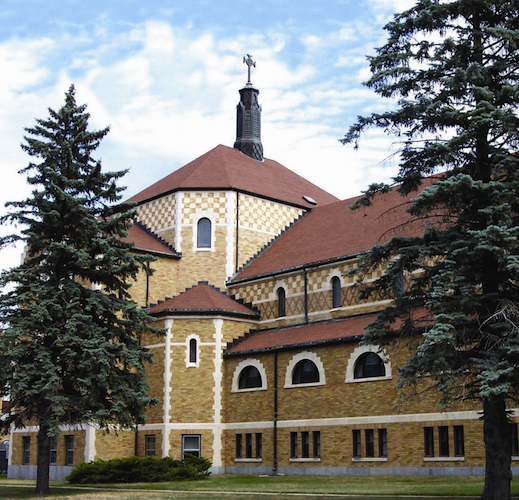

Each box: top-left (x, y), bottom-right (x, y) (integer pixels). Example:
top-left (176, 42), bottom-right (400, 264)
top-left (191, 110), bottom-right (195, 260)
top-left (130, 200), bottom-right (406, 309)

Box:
top-left (243, 54), bottom-right (256, 84)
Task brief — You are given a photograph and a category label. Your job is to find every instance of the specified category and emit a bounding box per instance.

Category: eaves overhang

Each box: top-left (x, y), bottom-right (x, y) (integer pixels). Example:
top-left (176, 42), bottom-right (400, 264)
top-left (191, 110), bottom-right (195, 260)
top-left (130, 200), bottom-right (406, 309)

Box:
top-left (148, 308), bottom-right (260, 321)
top-left (134, 187), bottom-right (315, 213)
top-left (227, 251), bottom-right (368, 287)
top-left (223, 334), bottom-right (363, 358)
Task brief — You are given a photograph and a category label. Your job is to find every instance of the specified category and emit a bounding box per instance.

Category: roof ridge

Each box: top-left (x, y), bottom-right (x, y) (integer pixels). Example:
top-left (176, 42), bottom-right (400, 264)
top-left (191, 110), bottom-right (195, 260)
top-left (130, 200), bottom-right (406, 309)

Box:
top-left (228, 210), bottom-right (310, 283)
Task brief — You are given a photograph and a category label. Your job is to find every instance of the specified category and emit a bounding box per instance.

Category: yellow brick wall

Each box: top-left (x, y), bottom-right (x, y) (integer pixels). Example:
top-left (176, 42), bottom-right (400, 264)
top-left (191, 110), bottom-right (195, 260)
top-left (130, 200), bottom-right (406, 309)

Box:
top-left (95, 430), bottom-right (135, 460)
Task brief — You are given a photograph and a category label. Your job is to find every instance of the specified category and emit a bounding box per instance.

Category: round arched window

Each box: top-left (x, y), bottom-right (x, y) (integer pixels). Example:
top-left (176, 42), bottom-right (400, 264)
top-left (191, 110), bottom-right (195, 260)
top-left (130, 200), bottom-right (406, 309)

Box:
top-left (238, 366), bottom-right (262, 389)
top-left (354, 352), bottom-right (386, 379)
top-left (292, 359), bottom-right (320, 384)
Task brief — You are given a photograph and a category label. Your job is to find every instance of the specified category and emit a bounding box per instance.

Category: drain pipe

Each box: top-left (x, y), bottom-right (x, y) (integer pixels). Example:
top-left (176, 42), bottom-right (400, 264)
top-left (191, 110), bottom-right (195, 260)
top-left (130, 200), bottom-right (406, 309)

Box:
top-left (273, 351), bottom-right (278, 473)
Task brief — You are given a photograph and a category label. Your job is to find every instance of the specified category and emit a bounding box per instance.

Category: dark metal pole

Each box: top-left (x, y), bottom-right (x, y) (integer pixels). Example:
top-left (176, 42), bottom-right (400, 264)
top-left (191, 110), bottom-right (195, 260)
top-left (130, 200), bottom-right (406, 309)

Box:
top-left (273, 351), bottom-right (278, 473)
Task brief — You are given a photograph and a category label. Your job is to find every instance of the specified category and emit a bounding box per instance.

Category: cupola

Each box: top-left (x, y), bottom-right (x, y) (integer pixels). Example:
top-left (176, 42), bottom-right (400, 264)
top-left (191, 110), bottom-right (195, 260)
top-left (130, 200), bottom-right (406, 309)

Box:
top-left (233, 54), bottom-right (264, 161)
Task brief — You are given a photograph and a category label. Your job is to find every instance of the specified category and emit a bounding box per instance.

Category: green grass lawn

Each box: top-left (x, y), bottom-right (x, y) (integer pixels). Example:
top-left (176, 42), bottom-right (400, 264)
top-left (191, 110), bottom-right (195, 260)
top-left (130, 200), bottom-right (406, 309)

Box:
top-left (1, 474), bottom-right (518, 499)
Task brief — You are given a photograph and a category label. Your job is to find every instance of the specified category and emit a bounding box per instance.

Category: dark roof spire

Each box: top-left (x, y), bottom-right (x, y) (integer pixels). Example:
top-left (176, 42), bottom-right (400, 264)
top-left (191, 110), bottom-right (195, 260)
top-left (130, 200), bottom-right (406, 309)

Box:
top-left (234, 55), bottom-right (264, 161)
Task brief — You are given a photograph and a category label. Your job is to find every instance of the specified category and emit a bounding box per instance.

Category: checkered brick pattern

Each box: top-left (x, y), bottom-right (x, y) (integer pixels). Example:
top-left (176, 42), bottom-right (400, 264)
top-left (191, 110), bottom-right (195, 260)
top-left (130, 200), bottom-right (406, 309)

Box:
top-left (182, 192), bottom-right (228, 224)
top-left (137, 194), bottom-right (176, 233)
top-left (239, 195), bottom-right (303, 234)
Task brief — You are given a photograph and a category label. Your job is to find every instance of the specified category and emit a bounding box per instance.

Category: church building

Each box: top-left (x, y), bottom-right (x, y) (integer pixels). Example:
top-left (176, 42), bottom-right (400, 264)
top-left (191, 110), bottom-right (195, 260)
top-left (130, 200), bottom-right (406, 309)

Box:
top-left (7, 58), bottom-right (517, 480)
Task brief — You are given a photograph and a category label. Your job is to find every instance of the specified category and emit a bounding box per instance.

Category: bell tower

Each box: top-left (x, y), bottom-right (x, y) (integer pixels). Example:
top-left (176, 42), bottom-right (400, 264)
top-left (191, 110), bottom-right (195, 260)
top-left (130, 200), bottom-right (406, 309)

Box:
top-left (234, 54), bottom-right (264, 161)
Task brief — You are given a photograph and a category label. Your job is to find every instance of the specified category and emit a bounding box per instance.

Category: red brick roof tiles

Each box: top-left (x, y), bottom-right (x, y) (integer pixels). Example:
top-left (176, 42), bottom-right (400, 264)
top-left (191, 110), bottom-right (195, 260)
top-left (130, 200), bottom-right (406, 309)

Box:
top-left (148, 282), bottom-right (259, 318)
top-left (225, 315), bottom-right (375, 355)
top-left (128, 145), bottom-right (339, 208)
top-left (122, 223), bottom-right (180, 258)
top-left (230, 182), bottom-right (429, 283)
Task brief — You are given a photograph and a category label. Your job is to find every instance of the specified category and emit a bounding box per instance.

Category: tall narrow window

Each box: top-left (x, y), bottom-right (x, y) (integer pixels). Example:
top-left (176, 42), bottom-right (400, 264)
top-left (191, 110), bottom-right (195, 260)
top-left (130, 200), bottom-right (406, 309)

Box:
top-left (245, 433), bottom-right (253, 458)
top-left (331, 276), bottom-right (341, 308)
top-left (255, 433), bottom-right (263, 459)
top-left (189, 338), bottom-right (197, 364)
top-left (454, 425), bottom-right (464, 457)
top-left (145, 435), bottom-right (156, 457)
top-left (235, 434), bottom-right (243, 458)
top-left (290, 432), bottom-right (298, 458)
top-left (49, 438), bottom-right (57, 465)
top-left (277, 288), bottom-right (286, 317)
top-left (365, 429), bottom-right (374, 457)
top-left (313, 431), bottom-right (321, 458)
top-left (197, 218), bottom-right (211, 248)
top-left (424, 427), bottom-right (434, 457)
top-left (65, 435), bottom-right (74, 466)
top-left (378, 428), bottom-right (388, 458)
top-left (22, 437), bottom-right (30, 465)
top-left (352, 430), bottom-right (361, 458)
top-left (301, 431), bottom-right (310, 458)
top-left (439, 426), bottom-right (449, 457)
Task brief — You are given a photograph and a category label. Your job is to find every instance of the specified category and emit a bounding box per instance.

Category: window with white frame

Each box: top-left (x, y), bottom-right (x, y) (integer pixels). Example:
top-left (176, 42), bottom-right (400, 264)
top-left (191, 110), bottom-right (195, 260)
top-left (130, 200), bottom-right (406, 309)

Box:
top-left (331, 276), bottom-right (342, 308)
top-left (182, 435), bottom-right (201, 458)
top-left (285, 351), bottom-right (326, 388)
top-left (232, 358), bottom-right (267, 392)
top-left (345, 345), bottom-right (392, 383)
top-left (197, 218), bottom-right (211, 248)
top-left (186, 335), bottom-right (200, 368)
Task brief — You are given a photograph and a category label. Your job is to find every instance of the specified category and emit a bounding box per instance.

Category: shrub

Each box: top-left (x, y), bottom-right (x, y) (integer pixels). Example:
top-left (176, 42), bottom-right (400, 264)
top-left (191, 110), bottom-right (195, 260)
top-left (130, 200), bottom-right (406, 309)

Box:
top-left (66, 454), bottom-right (212, 484)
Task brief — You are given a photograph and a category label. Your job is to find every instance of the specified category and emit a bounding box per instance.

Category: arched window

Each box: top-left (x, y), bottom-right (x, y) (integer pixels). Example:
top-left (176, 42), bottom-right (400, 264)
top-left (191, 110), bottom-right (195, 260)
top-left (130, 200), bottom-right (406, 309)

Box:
top-left (197, 218), bottom-right (211, 248)
top-left (189, 338), bottom-right (197, 364)
top-left (332, 276), bottom-right (341, 309)
top-left (277, 288), bottom-right (286, 317)
top-left (238, 366), bottom-right (262, 389)
top-left (292, 359), bottom-right (320, 385)
top-left (354, 352), bottom-right (386, 379)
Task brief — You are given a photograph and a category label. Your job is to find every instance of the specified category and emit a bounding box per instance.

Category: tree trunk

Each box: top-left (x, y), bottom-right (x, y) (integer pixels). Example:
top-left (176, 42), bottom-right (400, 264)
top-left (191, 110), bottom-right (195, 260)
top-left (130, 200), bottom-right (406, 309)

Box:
top-left (35, 420), bottom-right (51, 495)
top-left (480, 395), bottom-right (512, 500)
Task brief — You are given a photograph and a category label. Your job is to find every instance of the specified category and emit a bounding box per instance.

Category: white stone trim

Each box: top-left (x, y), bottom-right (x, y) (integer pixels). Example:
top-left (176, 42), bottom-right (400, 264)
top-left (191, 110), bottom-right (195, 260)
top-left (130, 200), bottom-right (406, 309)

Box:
top-left (193, 212), bottom-right (215, 252)
top-left (289, 457), bottom-right (321, 463)
top-left (174, 192), bottom-right (183, 252)
top-left (272, 280), bottom-right (289, 301)
top-left (326, 270), bottom-right (344, 289)
top-left (345, 344), bottom-right (392, 383)
top-left (162, 319), bottom-right (173, 457)
top-left (352, 457), bottom-right (388, 463)
top-left (284, 351), bottom-right (326, 388)
top-left (424, 456), bottom-right (465, 462)
top-left (185, 334), bottom-right (200, 368)
top-left (212, 319), bottom-right (223, 467)
top-left (84, 423), bottom-right (96, 462)
top-left (231, 358), bottom-right (268, 393)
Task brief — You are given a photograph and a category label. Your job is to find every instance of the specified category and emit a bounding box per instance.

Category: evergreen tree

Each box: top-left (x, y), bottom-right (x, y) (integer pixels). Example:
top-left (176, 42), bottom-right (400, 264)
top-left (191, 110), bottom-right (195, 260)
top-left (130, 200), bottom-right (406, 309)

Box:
top-left (0, 85), bottom-right (161, 494)
top-left (343, 2), bottom-right (519, 499)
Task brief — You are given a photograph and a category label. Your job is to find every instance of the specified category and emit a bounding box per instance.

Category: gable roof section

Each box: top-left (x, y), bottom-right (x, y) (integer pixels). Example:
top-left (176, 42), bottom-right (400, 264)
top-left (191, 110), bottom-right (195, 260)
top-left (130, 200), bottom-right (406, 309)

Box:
top-left (128, 144), bottom-right (339, 208)
top-left (122, 222), bottom-right (180, 258)
top-left (229, 181), bottom-right (429, 283)
top-left (224, 314), bottom-right (375, 356)
top-left (148, 282), bottom-right (259, 319)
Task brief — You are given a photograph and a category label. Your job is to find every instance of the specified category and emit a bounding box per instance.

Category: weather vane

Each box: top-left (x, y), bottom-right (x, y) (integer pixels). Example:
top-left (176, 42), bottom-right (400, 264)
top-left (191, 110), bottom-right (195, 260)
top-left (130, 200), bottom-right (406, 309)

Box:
top-left (243, 54), bottom-right (256, 84)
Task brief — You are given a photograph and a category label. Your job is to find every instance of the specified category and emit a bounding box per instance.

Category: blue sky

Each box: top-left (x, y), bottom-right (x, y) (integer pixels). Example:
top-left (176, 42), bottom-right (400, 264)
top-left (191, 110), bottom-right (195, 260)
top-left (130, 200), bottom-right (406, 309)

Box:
top-left (0, 0), bottom-right (415, 271)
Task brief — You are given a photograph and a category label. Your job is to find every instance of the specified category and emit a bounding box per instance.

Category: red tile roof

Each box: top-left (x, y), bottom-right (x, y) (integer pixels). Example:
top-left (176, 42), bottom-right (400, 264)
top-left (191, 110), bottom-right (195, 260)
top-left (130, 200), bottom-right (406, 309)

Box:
top-left (128, 145), bottom-right (339, 208)
top-left (229, 181), bottom-right (429, 283)
top-left (225, 309), bottom-right (431, 356)
top-left (122, 223), bottom-right (180, 258)
top-left (225, 315), bottom-right (375, 355)
top-left (148, 282), bottom-right (259, 319)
